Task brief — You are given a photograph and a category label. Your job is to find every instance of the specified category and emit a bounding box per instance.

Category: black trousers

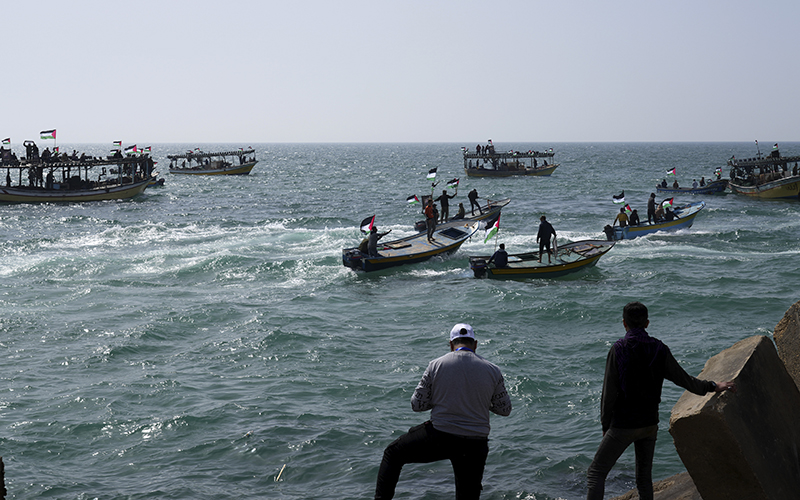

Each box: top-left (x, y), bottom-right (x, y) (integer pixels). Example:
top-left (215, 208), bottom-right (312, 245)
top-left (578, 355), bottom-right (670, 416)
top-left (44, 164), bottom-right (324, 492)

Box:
top-left (374, 421), bottom-right (489, 500)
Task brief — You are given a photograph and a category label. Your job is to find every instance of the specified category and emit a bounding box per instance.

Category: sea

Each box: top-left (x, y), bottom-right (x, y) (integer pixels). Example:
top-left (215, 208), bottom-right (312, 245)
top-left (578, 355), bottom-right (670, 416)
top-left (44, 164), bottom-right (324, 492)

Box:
top-left (1, 142), bottom-right (798, 500)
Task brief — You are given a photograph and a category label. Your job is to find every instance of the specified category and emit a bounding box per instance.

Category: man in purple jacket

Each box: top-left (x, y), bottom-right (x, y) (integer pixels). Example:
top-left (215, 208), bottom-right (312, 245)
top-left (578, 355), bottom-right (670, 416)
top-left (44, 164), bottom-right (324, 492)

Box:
top-left (586, 302), bottom-right (736, 500)
top-left (374, 323), bottom-right (512, 500)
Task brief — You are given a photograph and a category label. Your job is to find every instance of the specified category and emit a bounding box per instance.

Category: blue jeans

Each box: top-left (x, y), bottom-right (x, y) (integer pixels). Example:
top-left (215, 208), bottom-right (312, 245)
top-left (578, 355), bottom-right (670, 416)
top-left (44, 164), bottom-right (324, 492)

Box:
top-left (586, 425), bottom-right (658, 500)
top-left (374, 421), bottom-right (489, 500)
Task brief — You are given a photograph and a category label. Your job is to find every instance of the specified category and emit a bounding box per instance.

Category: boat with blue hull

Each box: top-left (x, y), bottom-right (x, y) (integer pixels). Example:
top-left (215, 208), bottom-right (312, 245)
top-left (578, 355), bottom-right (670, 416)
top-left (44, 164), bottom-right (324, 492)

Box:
top-left (656, 179), bottom-right (727, 195)
top-left (342, 220), bottom-right (480, 272)
top-left (603, 201), bottom-right (706, 241)
top-left (469, 239), bottom-right (615, 279)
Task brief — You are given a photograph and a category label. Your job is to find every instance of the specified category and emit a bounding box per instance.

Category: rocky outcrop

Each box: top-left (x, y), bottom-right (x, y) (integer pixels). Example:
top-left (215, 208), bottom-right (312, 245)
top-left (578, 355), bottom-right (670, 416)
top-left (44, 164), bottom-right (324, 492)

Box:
top-left (774, 300), bottom-right (800, 391)
top-left (669, 335), bottom-right (800, 500)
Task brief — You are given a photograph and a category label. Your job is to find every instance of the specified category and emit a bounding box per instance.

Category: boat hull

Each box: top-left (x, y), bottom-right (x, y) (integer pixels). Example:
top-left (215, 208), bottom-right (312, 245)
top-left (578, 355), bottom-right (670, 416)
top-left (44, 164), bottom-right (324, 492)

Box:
top-left (469, 240), bottom-right (614, 279)
top-left (656, 179), bottom-right (728, 195)
top-left (464, 164), bottom-right (558, 177)
top-left (728, 176), bottom-right (800, 199)
top-left (604, 202), bottom-right (705, 240)
top-left (169, 160), bottom-right (257, 176)
top-left (343, 221), bottom-right (480, 272)
top-left (0, 178), bottom-right (150, 203)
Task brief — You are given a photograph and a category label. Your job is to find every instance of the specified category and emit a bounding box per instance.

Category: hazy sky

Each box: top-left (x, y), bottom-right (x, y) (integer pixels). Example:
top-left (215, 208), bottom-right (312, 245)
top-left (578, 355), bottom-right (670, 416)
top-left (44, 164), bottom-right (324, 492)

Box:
top-left (4, 1), bottom-right (799, 143)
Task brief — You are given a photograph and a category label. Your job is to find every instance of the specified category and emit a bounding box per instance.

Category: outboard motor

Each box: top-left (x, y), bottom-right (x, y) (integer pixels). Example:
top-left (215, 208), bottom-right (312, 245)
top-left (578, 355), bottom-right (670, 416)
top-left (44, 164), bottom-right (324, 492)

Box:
top-left (603, 225), bottom-right (615, 241)
top-left (469, 257), bottom-right (487, 278)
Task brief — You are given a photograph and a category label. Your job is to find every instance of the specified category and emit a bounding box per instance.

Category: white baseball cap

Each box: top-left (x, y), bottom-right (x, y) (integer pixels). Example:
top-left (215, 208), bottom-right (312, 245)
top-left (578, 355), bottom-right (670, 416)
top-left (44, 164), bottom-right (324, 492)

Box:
top-left (450, 323), bottom-right (475, 341)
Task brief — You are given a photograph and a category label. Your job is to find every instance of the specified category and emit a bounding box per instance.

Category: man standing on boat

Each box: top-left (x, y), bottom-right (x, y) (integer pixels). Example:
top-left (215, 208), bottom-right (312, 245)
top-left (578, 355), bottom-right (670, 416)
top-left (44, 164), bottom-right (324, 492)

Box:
top-left (536, 215), bottom-right (556, 263)
top-left (647, 193), bottom-right (657, 224)
top-left (468, 189), bottom-right (482, 216)
top-left (373, 323), bottom-right (512, 500)
top-left (368, 226), bottom-right (392, 257)
top-left (424, 199), bottom-right (437, 242)
top-left (586, 301), bottom-right (736, 500)
top-left (435, 189), bottom-right (457, 223)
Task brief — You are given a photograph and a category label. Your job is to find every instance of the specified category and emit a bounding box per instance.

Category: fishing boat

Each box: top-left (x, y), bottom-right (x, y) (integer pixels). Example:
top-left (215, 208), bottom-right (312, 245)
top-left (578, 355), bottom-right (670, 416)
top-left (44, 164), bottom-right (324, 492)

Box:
top-left (413, 198), bottom-right (510, 231)
top-left (342, 220), bottom-right (481, 272)
top-left (167, 148), bottom-right (258, 175)
top-left (469, 239), bottom-right (615, 279)
top-left (602, 201), bottom-right (706, 241)
top-left (656, 179), bottom-right (727, 195)
top-left (727, 145), bottom-right (800, 199)
top-left (0, 146), bottom-right (153, 203)
top-left (463, 146), bottom-right (558, 177)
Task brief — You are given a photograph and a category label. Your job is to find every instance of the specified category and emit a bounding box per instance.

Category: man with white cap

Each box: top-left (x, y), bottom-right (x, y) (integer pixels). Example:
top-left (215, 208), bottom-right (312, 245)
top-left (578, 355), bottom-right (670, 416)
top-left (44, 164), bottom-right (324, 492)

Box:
top-left (373, 323), bottom-right (512, 500)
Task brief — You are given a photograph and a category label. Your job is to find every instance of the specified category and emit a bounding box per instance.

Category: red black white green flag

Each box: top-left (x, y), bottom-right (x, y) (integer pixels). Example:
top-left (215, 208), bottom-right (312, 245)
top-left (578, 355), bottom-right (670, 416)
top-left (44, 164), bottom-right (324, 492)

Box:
top-left (40, 129), bottom-right (56, 140)
top-left (360, 215), bottom-right (375, 233)
top-left (406, 195), bottom-right (420, 205)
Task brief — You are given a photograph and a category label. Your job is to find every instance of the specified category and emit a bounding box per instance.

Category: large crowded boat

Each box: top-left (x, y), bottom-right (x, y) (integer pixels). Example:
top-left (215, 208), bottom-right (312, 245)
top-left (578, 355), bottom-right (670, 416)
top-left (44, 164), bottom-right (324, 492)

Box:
top-left (167, 148), bottom-right (258, 175)
top-left (0, 141), bottom-right (154, 202)
top-left (463, 142), bottom-right (558, 177)
top-left (727, 144), bottom-right (800, 199)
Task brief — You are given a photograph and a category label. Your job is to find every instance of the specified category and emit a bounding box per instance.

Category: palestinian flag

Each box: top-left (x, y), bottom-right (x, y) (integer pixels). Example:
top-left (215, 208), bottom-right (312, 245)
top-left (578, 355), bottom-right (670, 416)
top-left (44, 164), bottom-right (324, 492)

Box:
top-left (427, 168), bottom-right (437, 180)
top-left (40, 129), bottom-right (56, 140)
top-left (2, 138), bottom-right (10, 145)
top-left (714, 167), bottom-right (722, 176)
top-left (446, 178), bottom-right (459, 189)
top-left (124, 145), bottom-right (137, 153)
top-left (612, 191), bottom-right (625, 204)
top-left (661, 198), bottom-right (674, 209)
top-left (54, 146), bottom-right (59, 153)
top-left (666, 167), bottom-right (676, 176)
top-left (143, 146), bottom-right (151, 152)
top-left (484, 214), bottom-right (500, 243)
top-left (624, 204), bottom-right (632, 215)
top-left (406, 195), bottom-right (420, 205)
top-left (360, 215), bottom-right (375, 233)
top-left (113, 140), bottom-right (122, 146)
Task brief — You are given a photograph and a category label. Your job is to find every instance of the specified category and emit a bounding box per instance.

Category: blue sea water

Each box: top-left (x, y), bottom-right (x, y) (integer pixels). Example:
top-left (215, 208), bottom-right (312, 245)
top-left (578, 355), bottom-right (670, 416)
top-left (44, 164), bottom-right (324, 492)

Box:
top-left (0, 142), bottom-right (798, 499)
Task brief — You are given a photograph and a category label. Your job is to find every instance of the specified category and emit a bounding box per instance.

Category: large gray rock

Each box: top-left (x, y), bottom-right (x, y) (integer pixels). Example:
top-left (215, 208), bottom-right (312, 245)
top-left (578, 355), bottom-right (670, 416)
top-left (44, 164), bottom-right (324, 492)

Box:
top-left (774, 300), bottom-right (800, 391)
top-left (669, 335), bottom-right (800, 500)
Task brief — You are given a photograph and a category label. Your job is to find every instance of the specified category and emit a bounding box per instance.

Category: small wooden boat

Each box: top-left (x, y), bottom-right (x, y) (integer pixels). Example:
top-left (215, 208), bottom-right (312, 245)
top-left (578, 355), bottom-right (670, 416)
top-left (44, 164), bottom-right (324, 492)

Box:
top-left (727, 146), bottom-right (800, 199)
top-left (602, 201), bottom-right (705, 241)
top-left (0, 145), bottom-right (154, 203)
top-left (414, 198), bottom-right (510, 231)
top-left (469, 239), bottom-right (615, 279)
top-left (342, 220), bottom-right (481, 272)
top-left (463, 146), bottom-right (558, 177)
top-left (656, 179), bottom-right (727, 195)
top-left (167, 148), bottom-right (258, 175)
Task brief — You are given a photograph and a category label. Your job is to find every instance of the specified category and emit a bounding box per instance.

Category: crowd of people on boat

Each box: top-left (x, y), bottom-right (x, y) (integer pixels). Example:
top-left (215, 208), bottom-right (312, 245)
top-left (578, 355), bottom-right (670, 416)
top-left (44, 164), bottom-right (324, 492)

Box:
top-left (611, 193), bottom-right (679, 229)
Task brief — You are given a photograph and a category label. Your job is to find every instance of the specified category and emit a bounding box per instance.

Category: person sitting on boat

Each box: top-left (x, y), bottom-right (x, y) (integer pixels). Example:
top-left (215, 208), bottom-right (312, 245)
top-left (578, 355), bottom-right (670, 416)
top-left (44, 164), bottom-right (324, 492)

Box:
top-left (452, 202), bottom-right (466, 220)
top-left (699, 177), bottom-right (706, 186)
top-left (664, 207), bottom-right (679, 221)
top-left (367, 226), bottom-right (392, 257)
top-left (468, 189), bottom-right (482, 215)
top-left (654, 204), bottom-right (665, 222)
top-left (435, 189), bottom-right (457, 223)
top-left (613, 207), bottom-right (629, 228)
top-left (487, 243), bottom-right (509, 268)
top-left (672, 179), bottom-right (679, 188)
top-left (692, 179), bottom-right (698, 188)
top-left (536, 215), bottom-right (556, 264)
top-left (629, 209), bottom-right (641, 226)
top-left (660, 179), bottom-right (667, 188)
